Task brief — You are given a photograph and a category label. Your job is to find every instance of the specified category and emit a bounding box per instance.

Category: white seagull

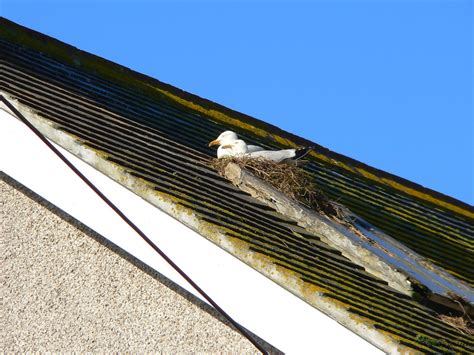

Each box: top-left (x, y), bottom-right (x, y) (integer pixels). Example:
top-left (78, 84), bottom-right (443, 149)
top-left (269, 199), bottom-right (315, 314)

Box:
top-left (208, 131), bottom-right (264, 158)
top-left (208, 130), bottom-right (313, 163)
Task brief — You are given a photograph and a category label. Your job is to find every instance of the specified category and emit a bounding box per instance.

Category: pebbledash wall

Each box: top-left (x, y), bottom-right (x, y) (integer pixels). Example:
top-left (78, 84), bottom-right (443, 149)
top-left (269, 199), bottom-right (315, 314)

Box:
top-left (1, 175), bottom-right (260, 353)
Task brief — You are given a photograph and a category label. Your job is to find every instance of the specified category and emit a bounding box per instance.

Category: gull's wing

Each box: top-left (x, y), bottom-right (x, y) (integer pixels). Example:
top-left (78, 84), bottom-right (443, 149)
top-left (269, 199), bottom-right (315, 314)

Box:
top-left (248, 149), bottom-right (296, 163)
top-left (247, 144), bottom-right (265, 153)
top-left (248, 146), bottom-right (313, 163)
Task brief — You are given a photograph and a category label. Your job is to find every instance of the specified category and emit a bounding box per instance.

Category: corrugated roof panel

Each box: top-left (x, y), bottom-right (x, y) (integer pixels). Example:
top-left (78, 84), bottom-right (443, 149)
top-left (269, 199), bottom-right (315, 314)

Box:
top-left (2, 38), bottom-right (472, 287)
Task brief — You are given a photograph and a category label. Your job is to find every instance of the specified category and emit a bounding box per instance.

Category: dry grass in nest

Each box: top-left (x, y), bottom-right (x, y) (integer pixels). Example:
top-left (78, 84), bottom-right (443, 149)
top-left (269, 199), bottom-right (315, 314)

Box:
top-left (209, 156), bottom-right (347, 221)
top-left (437, 296), bottom-right (474, 335)
top-left (438, 314), bottom-right (473, 336)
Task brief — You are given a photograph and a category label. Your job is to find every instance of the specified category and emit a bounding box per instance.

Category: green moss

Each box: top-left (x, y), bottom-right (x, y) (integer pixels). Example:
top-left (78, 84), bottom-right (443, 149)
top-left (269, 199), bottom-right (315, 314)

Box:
top-left (154, 88), bottom-right (296, 147)
top-left (415, 335), bottom-right (455, 354)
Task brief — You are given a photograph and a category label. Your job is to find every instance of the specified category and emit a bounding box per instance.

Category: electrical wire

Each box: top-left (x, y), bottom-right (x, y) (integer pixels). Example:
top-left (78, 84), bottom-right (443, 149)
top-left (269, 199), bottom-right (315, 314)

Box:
top-left (1, 95), bottom-right (268, 354)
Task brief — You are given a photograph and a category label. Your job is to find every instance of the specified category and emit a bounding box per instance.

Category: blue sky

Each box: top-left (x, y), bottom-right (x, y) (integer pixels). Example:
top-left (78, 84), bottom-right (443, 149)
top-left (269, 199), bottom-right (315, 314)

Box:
top-left (2, 0), bottom-right (473, 204)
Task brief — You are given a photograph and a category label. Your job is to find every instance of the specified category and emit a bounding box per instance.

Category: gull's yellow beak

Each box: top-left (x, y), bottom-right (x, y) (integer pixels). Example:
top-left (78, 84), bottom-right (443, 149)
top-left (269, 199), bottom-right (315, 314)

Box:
top-left (208, 139), bottom-right (220, 147)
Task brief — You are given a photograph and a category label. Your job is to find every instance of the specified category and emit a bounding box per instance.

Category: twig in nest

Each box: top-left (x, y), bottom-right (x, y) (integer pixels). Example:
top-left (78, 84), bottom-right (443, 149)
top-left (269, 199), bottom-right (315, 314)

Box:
top-left (438, 314), bottom-right (473, 336)
top-left (208, 156), bottom-right (348, 222)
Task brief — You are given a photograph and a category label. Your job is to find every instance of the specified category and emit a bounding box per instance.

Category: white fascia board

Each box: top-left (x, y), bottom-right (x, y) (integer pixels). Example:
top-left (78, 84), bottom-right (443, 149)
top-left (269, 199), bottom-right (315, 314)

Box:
top-left (1, 108), bottom-right (382, 354)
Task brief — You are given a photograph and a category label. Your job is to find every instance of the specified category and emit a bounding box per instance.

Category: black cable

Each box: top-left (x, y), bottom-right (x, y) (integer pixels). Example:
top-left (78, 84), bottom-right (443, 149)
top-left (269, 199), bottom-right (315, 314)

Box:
top-left (1, 95), bottom-right (268, 354)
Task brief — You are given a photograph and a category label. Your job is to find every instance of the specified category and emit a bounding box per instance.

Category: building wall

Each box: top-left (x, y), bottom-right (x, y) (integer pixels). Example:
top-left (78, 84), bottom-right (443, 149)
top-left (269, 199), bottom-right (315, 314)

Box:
top-left (1, 176), bottom-right (267, 353)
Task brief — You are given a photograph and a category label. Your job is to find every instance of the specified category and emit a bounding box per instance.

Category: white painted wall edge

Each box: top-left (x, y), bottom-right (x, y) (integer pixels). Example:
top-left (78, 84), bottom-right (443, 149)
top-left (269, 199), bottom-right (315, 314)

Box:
top-left (1, 107), bottom-right (381, 354)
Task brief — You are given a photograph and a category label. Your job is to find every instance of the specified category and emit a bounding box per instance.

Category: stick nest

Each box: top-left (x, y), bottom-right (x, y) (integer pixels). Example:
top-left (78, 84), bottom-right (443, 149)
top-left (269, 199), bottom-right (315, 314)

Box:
top-left (438, 314), bottom-right (473, 336)
top-left (438, 295), bottom-right (474, 335)
top-left (209, 156), bottom-right (347, 220)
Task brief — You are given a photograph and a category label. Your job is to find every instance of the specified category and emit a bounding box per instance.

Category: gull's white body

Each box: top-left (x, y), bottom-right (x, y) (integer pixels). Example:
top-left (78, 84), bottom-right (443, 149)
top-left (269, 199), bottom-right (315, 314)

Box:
top-left (217, 139), bottom-right (248, 158)
top-left (209, 131), bottom-right (312, 163)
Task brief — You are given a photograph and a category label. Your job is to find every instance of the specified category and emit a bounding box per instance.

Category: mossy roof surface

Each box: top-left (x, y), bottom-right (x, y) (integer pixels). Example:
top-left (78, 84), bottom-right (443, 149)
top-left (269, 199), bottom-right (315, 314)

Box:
top-left (1, 18), bottom-right (473, 353)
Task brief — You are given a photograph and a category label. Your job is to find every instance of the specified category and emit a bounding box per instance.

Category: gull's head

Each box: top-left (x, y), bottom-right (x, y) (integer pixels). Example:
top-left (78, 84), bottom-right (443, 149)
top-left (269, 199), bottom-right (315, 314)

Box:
top-left (208, 130), bottom-right (238, 148)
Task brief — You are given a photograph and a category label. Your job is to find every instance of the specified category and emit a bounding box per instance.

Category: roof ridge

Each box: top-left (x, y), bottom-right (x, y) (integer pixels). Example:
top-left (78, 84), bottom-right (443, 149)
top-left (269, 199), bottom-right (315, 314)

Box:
top-left (1, 17), bottom-right (472, 219)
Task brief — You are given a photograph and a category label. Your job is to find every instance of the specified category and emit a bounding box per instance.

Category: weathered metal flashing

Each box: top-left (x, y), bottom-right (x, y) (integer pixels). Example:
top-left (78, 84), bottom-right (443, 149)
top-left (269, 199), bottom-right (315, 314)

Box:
top-left (223, 162), bottom-right (474, 313)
